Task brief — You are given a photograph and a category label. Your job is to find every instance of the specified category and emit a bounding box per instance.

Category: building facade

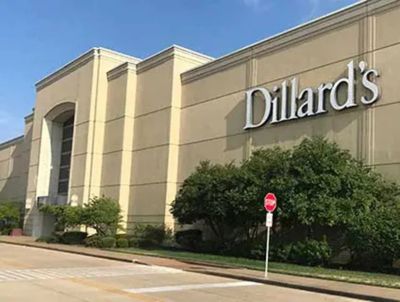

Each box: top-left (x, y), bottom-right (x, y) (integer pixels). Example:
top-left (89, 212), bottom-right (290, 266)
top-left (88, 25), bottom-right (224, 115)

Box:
top-left (1, 0), bottom-right (400, 236)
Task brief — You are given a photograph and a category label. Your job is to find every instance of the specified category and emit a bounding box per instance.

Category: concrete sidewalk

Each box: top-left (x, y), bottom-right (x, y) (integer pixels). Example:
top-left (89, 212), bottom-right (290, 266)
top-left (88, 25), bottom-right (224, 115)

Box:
top-left (1, 236), bottom-right (399, 302)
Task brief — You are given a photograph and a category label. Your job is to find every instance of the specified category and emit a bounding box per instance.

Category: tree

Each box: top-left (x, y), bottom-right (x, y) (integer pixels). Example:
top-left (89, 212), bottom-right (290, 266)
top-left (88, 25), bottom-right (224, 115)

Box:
top-left (82, 196), bottom-right (122, 236)
top-left (0, 202), bottom-right (21, 234)
top-left (345, 184), bottom-right (400, 269)
top-left (281, 137), bottom-right (400, 239)
top-left (39, 196), bottom-right (123, 236)
top-left (172, 136), bottom-right (400, 268)
top-left (172, 149), bottom-right (292, 249)
top-left (171, 161), bottom-right (243, 247)
top-left (40, 204), bottom-right (83, 231)
top-left (241, 147), bottom-right (294, 235)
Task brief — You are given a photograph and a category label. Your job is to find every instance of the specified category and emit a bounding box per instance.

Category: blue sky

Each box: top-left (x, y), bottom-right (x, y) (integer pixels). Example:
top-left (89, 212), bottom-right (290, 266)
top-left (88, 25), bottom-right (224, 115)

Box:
top-left (0, 0), bottom-right (357, 142)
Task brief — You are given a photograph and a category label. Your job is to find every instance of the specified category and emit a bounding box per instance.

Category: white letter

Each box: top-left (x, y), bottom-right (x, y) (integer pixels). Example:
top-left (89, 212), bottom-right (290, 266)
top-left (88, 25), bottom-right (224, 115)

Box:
top-left (330, 60), bottom-right (357, 111)
top-left (244, 87), bottom-right (272, 129)
top-left (316, 83), bottom-right (332, 114)
top-left (288, 77), bottom-right (298, 120)
top-left (280, 80), bottom-right (288, 122)
top-left (361, 69), bottom-right (379, 105)
top-left (297, 88), bottom-right (314, 118)
top-left (271, 94), bottom-right (279, 124)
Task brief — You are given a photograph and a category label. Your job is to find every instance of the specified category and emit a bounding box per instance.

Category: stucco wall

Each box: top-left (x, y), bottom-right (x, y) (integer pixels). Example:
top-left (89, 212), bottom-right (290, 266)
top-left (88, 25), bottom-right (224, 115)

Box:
top-left (126, 48), bottom-right (210, 228)
top-left (0, 116), bottom-right (32, 203)
top-left (178, 1), bottom-right (400, 185)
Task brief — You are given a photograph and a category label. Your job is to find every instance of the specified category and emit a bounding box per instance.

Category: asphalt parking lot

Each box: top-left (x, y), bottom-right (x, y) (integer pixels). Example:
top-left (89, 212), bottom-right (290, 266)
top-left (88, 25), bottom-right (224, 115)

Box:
top-left (0, 243), bottom-right (366, 302)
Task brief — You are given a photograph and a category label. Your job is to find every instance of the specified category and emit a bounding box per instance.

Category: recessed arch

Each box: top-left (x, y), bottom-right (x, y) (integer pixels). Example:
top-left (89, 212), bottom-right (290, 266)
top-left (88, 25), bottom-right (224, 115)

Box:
top-left (37, 101), bottom-right (77, 199)
top-left (44, 101), bottom-right (75, 122)
top-left (33, 101), bottom-right (77, 236)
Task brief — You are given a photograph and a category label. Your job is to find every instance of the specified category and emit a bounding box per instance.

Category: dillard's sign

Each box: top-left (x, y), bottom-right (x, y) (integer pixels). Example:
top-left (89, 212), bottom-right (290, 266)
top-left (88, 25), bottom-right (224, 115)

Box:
top-left (244, 60), bottom-right (379, 129)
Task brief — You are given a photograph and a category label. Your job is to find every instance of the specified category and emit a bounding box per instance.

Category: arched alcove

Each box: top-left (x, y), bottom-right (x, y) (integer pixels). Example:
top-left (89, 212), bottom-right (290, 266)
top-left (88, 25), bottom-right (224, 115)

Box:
top-left (33, 102), bottom-right (76, 236)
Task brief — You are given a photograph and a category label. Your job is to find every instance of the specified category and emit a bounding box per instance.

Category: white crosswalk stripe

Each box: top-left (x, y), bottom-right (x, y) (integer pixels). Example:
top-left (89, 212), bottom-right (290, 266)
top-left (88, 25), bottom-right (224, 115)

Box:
top-left (0, 264), bottom-right (182, 283)
top-left (124, 281), bottom-right (260, 293)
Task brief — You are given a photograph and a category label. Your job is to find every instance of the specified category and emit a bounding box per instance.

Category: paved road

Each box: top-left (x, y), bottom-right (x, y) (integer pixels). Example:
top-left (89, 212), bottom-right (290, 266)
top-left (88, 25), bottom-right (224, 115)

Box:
top-left (0, 243), bottom-right (366, 302)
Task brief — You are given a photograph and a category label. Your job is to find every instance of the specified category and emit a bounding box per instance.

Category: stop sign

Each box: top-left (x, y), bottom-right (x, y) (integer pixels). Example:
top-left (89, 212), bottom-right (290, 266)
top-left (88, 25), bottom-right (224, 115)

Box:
top-left (264, 193), bottom-right (277, 212)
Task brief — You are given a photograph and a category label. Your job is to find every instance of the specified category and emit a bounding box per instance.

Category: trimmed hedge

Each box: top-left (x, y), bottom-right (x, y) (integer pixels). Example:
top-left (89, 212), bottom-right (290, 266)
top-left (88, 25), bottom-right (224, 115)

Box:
top-left (129, 225), bottom-right (167, 248)
top-left (61, 231), bottom-right (88, 245)
top-left (175, 229), bottom-right (202, 251)
top-left (84, 235), bottom-right (102, 248)
top-left (36, 234), bottom-right (60, 244)
top-left (116, 238), bottom-right (129, 248)
top-left (100, 237), bottom-right (116, 248)
top-left (288, 239), bottom-right (332, 266)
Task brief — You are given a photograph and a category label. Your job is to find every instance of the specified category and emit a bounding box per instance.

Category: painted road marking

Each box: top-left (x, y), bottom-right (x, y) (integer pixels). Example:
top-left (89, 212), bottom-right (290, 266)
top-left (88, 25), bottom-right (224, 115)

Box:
top-left (124, 281), bottom-right (260, 293)
top-left (0, 264), bottom-right (182, 282)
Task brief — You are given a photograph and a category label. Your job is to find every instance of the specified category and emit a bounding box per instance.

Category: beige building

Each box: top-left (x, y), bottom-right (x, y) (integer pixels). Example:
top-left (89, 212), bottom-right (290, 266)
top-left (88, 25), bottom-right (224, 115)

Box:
top-left (1, 0), bottom-right (400, 236)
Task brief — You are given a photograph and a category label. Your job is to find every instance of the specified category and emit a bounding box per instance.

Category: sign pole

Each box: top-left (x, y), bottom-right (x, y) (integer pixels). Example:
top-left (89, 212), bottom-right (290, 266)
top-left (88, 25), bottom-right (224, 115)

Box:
top-left (263, 192), bottom-right (277, 280)
top-left (265, 215), bottom-right (271, 279)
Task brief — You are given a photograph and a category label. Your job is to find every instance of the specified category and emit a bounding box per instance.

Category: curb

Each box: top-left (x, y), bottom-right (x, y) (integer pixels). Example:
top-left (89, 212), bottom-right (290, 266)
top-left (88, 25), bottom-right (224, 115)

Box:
top-left (189, 269), bottom-right (399, 302)
top-left (1, 239), bottom-right (398, 302)
top-left (0, 240), bottom-right (149, 266)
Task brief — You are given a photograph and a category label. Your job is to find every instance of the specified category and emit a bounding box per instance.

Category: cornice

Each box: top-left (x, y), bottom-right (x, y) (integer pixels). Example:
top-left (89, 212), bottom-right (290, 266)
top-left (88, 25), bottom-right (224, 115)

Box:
top-left (171, 44), bottom-right (213, 62)
top-left (0, 135), bottom-right (24, 151)
top-left (35, 47), bottom-right (141, 91)
top-left (107, 62), bottom-right (137, 81)
top-left (24, 112), bottom-right (34, 123)
top-left (136, 45), bottom-right (213, 74)
top-left (97, 47), bottom-right (141, 65)
top-left (36, 48), bottom-right (97, 91)
top-left (181, 0), bottom-right (399, 85)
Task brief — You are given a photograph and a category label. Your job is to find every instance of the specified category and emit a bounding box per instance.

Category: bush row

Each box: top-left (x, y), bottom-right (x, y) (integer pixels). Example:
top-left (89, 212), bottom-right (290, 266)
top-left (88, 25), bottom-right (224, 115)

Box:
top-left (37, 224), bottom-right (171, 249)
top-left (38, 225), bottom-right (333, 267)
top-left (39, 196), bottom-right (122, 236)
top-left (171, 137), bottom-right (400, 271)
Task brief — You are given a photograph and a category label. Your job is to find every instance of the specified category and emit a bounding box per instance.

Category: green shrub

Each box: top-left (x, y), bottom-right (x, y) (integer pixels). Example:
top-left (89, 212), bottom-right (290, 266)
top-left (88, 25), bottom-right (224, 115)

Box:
top-left (61, 231), bottom-right (88, 245)
top-left (130, 224), bottom-right (167, 248)
top-left (175, 229), bottom-right (203, 251)
top-left (100, 236), bottom-right (116, 248)
top-left (270, 243), bottom-right (292, 262)
top-left (39, 204), bottom-right (84, 231)
top-left (39, 196), bottom-right (123, 238)
top-left (171, 137), bottom-right (400, 270)
top-left (223, 240), bottom-right (254, 258)
top-left (171, 161), bottom-right (266, 249)
top-left (346, 204), bottom-right (400, 270)
top-left (36, 234), bottom-right (60, 244)
top-left (128, 237), bottom-right (139, 248)
top-left (0, 202), bottom-right (21, 235)
top-left (82, 196), bottom-right (122, 236)
top-left (84, 235), bottom-right (102, 248)
top-left (116, 238), bottom-right (129, 248)
top-left (288, 239), bottom-right (332, 266)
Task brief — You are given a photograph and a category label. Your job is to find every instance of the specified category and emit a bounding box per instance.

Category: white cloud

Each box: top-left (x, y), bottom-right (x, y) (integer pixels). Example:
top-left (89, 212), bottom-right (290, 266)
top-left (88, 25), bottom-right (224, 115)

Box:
top-left (241, 0), bottom-right (271, 11)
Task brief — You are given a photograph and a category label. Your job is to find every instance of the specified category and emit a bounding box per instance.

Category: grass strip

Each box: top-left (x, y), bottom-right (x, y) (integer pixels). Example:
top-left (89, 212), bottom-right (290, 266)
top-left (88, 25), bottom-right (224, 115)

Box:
top-left (109, 247), bottom-right (400, 289)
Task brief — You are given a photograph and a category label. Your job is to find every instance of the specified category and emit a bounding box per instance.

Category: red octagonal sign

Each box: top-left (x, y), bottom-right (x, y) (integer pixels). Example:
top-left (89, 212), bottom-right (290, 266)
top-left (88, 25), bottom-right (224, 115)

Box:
top-left (264, 193), bottom-right (277, 212)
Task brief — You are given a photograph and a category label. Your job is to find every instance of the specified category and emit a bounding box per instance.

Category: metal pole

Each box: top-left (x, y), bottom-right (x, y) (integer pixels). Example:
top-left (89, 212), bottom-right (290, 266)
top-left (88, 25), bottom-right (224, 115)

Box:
top-left (265, 219), bottom-right (270, 279)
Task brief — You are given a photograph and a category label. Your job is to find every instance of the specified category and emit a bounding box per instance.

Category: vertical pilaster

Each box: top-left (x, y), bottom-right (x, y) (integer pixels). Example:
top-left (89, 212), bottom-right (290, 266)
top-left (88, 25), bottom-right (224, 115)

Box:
top-left (359, 13), bottom-right (377, 166)
top-left (244, 56), bottom-right (257, 160)
top-left (365, 14), bottom-right (377, 166)
top-left (118, 67), bottom-right (137, 230)
top-left (83, 50), bottom-right (100, 204)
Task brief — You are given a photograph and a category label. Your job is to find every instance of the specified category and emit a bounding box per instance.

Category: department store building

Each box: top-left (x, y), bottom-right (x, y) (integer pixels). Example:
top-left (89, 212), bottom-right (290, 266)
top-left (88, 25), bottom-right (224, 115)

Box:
top-left (0, 0), bottom-right (399, 236)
